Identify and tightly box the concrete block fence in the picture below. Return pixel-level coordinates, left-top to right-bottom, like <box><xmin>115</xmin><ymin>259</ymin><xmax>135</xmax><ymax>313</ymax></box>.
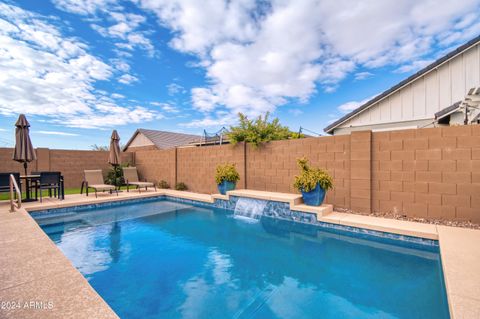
<box><xmin>0</xmin><ymin>148</ymin><xmax>133</xmax><ymax>188</ymax></box>
<box><xmin>134</xmin><ymin>126</ymin><xmax>480</xmax><ymax>223</ymax></box>
<box><xmin>1</xmin><ymin>125</ymin><xmax>478</xmax><ymax>222</ymax></box>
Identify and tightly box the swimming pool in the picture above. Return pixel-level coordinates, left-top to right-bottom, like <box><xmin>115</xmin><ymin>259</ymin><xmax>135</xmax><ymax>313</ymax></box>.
<box><xmin>33</xmin><ymin>198</ymin><xmax>450</xmax><ymax>319</ymax></box>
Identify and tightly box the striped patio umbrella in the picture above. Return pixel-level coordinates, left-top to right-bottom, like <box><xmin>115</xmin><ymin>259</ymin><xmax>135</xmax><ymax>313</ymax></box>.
<box><xmin>12</xmin><ymin>114</ymin><xmax>37</xmax><ymax>176</ymax></box>
<box><xmin>108</xmin><ymin>130</ymin><xmax>121</xmax><ymax>166</ymax></box>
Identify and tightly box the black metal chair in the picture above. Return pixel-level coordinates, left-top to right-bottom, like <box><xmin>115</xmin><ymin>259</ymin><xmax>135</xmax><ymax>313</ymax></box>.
<box><xmin>0</xmin><ymin>173</ymin><xmax>21</xmax><ymax>198</ymax></box>
<box><xmin>35</xmin><ymin>172</ymin><xmax>62</xmax><ymax>202</ymax></box>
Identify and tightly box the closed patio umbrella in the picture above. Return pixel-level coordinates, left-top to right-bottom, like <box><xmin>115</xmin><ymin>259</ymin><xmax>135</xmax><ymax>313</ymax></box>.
<box><xmin>108</xmin><ymin>130</ymin><xmax>121</xmax><ymax>166</ymax></box>
<box><xmin>12</xmin><ymin>114</ymin><xmax>37</xmax><ymax>177</ymax></box>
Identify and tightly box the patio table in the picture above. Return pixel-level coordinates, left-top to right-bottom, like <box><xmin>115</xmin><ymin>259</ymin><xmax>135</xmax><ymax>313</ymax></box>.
<box><xmin>20</xmin><ymin>174</ymin><xmax>39</xmax><ymax>202</ymax></box>
<box><xmin>20</xmin><ymin>174</ymin><xmax>65</xmax><ymax>201</ymax></box>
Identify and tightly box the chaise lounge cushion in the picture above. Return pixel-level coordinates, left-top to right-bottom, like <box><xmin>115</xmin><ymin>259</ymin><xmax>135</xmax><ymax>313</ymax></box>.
<box><xmin>88</xmin><ymin>184</ymin><xmax>116</xmax><ymax>190</ymax></box>
<box><xmin>128</xmin><ymin>181</ymin><xmax>154</xmax><ymax>187</ymax></box>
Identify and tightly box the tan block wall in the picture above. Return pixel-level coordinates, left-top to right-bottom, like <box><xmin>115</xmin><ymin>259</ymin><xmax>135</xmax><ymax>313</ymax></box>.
<box><xmin>176</xmin><ymin>143</ymin><xmax>246</xmax><ymax>194</ymax></box>
<box><xmin>134</xmin><ymin>149</ymin><xmax>176</xmax><ymax>187</ymax></box>
<box><xmin>0</xmin><ymin>148</ymin><xmax>30</xmax><ymax>174</ymax></box>
<box><xmin>245</xmin><ymin>136</ymin><xmax>351</xmax><ymax>209</ymax></box>
<box><xmin>371</xmin><ymin>126</ymin><xmax>480</xmax><ymax>223</ymax></box>
<box><xmin>3</xmin><ymin>124</ymin><xmax>475</xmax><ymax>221</ymax></box>
<box><xmin>0</xmin><ymin>148</ymin><xmax>133</xmax><ymax>189</ymax></box>
<box><xmin>350</xmin><ymin>131</ymin><xmax>371</xmax><ymax>213</ymax></box>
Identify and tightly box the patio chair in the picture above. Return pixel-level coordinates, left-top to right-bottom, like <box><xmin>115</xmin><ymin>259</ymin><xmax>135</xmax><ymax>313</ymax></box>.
<box><xmin>34</xmin><ymin>172</ymin><xmax>61</xmax><ymax>202</ymax></box>
<box><xmin>0</xmin><ymin>172</ymin><xmax>21</xmax><ymax>198</ymax></box>
<box><xmin>123</xmin><ymin>167</ymin><xmax>157</xmax><ymax>193</ymax></box>
<box><xmin>82</xmin><ymin>170</ymin><xmax>117</xmax><ymax>198</ymax></box>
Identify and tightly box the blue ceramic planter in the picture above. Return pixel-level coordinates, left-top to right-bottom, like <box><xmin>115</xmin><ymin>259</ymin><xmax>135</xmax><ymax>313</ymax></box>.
<box><xmin>218</xmin><ymin>180</ymin><xmax>236</xmax><ymax>195</ymax></box>
<box><xmin>301</xmin><ymin>183</ymin><xmax>326</xmax><ymax>206</ymax></box>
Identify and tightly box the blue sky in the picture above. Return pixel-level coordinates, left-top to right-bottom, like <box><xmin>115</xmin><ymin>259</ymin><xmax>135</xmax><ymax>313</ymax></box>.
<box><xmin>0</xmin><ymin>0</ymin><xmax>479</xmax><ymax>149</ymax></box>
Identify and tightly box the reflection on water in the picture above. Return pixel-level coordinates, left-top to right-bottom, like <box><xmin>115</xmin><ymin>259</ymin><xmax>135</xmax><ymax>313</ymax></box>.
<box><xmin>38</xmin><ymin>200</ymin><xmax>450</xmax><ymax>319</ymax></box>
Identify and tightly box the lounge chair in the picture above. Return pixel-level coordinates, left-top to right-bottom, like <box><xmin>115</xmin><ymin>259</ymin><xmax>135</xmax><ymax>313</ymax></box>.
<box><xmin>123</xmin><ymin>167</ymin><xmax>156</xmax><ymax>193</ymax></box>
<box><xmin>82</xmin><ymin>169</ymin><xmax>117</xmax><ymax>198</ymax></box>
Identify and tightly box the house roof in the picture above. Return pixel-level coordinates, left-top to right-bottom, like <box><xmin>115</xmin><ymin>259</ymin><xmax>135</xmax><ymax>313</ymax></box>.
<box><xmin>434</xmin><ymin>101</ymin><xmax>462</xmax><ymax>120</ymax></box>
<box><xmin>123</xmin><ymin>128</ymin><xmax>201</xmax><ymax>151</ymax></box>
<box><xmin>324</xmin><ymin>34</ymin><xmax>480</xmax><ymax>134</ymax></box>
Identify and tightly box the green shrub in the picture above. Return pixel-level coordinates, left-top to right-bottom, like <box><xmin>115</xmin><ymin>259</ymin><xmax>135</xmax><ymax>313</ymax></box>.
<box><xmin>105</xmin><ymin>163</ymin><xmax>129</xmax><ymax>187</ymax></box>
<box><xmin>293</xmin><ymin>157</ymin><xmax>333</xmax><ymax>192</ymax></box>
<box><xmin>227</xmin><ymin>112</ymin><xmax>304</xmax><ymax>148</ymax></box>
<box><xmin>175</xmin><ymin>182</ymin><xmax>188</xmax><ymax>191</ymax></box>
<box><xmin>215</xmin><ymin>163</ymin><xmax>240</xmax><ymax>185</ymax></box>
<box><xmin>158</xmin><ymin>180</ymin><xmax>170</xmax><ymax>189</ymax></box>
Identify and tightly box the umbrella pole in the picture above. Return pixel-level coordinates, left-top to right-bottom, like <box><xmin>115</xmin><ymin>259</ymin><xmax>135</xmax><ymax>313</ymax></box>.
<box><xmin>23</xmin><ymin>162</ymin><xmax>32</xmax><ymax>201</ymax></box>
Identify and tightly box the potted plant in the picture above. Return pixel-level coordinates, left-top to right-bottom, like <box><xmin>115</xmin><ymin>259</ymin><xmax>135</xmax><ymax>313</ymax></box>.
<box><xmin>293</xmin><ymin>157</ymin><xmax>333</xmax><ymax>206</ymax></box>
<box><xmin>215</xmin><ymin>163</ymin><xmax>240</xmax><ymax>195</ymax></box>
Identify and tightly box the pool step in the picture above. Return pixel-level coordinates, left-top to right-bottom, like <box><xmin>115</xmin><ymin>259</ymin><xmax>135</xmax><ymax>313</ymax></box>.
<box><xmin>291</xmin><ymin>202</ymin><xmax>333</xmax><ymax>220</ymax></box>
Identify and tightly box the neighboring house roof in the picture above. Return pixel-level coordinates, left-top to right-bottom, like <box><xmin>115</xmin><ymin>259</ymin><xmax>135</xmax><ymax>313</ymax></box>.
<box><xmin>123</xmin><ymin>128</ymin><xmax>201</xmax><ymax>151</ymax></box>
<box><xmin>435</xmin><ymin>101</ymin><xmax>462</xmax><ymax>120</ymax></box>
<box><xmin>324</xmin><ymin>34</ymin><xmax>480</xmax><ymax>134</ymax></box>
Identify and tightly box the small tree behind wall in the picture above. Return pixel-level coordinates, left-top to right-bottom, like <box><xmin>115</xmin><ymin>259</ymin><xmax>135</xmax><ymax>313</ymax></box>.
<box><xmin>227</xmin><ymin>112</ymin><xmax>304</xmax><ymax>148</ymax></box>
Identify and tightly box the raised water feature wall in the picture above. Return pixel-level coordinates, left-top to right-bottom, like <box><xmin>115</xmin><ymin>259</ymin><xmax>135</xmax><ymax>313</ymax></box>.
<box><xmin>215</xmin><ymin>196</ymin><xmax>318</xmax><ymax>224</ymax></box>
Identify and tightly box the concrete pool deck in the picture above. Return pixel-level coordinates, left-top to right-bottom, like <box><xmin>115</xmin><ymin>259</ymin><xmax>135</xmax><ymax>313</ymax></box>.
<box><xmin>0</xmin><ymin>189</ymin><xmax>479</xmax><ymax>318</ymax></box>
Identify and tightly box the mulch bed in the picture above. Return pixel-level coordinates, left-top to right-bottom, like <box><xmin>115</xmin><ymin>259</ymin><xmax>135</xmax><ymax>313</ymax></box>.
<box><xmin>335</xmin><ymin>208</ymin><xmax>480</xmax><ymax>230</ymax></box>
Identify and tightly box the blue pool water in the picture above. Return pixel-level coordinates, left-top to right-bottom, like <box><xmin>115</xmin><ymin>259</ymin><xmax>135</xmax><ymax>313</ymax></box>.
<box><xmin>34</xmin><ymin>199</ymin><xmax>450</xmax><ymax>319</ymax></box>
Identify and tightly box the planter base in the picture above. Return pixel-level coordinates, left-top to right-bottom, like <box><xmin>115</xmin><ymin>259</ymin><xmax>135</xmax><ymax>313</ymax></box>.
<box><xmin>218</xmin><ymin>181</ymin><xmax>236</xmax><ymax>195</ymax></box>
<box><xmin>301</xmin><ymin>183</ymin><xmax>326</xmax><ymax>206</ymax></box>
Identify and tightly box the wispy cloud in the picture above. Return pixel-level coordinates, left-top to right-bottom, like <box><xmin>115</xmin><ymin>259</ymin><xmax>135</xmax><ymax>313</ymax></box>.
<box><xmin>395</xmin><ymin>59</ymin><xmax>434</xmax><ymax>73</ymax></box>
<box><xmin>36</xmin><ymin>131</ymin><xmax>79</xmax><ymax>136</ymax></box>
<box><xmin>111</xmin><ymin>93</ymin><xmax>125</xmax><ymax>99</ymax></box>
<box><xmin>118</xmin><ymin>74</ymin><xmax>139</xmax><ymax>85</ymax></box>
<box><xmin>54</xmin><ymin>0</ymin><xmax>155</xmax><ymax>57</ymax></box>
<box><xmin>150</xmin><ymin>102</ymin><xmax>180</xmax><ymax>113</ymax></box>
<box><xmin>354</xmin><ymin>72</ymin><xmax>373</xmax><ymax>81</ymax></box>
<box><xmin>0</xmin><ymin>3</ymin><xmax>158</xmax><ymax>129</ymax></box>
<box><xmin>337</xmin><ymin>96</ymin><xmax>377</xmax><ymax>114</ymax></box>
<box><xmin>167</xmin><ymin>83</ymin><xmax>186</xmax><ymax>96</ymax></box>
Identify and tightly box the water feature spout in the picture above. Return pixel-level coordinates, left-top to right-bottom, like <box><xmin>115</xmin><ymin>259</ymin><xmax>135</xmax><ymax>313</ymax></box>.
<box><xmin>234</xmin><ymin>197</ymin><xmax>268</xmax><ymax>220</ymax></box>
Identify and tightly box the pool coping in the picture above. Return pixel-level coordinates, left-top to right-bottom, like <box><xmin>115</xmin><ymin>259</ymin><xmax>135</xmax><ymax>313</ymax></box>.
<box><xmin>24</xmin><ymin>189</ymin><xmax>435</xmax><ymax>240</ymax></box>
<box><xmin>1</xmin><ymin>189</ymin><xmax>479</xmax><ymax>318</ymax></box>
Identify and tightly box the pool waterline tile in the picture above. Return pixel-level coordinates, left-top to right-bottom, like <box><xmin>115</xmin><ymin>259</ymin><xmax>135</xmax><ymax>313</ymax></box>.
<box><xmin>30</xmin><ymin>193</ymin><xmax>440</xmax><ymax>250</ymax></box>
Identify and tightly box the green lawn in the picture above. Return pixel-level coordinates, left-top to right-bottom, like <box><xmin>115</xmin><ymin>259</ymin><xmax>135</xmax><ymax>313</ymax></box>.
<box><xmin>0</xmin><ymin>186</ymin><xmax>130</xmax><ymax>201</ymax></box>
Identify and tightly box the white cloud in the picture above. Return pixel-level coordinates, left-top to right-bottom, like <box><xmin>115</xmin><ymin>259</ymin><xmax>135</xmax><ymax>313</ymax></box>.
<box><xmin>0</xmin><ymin>3</ymin><xmax>158</xmax><ymax>129</ymax></box>
<box><xmin>36</xmin><ymin>131</ymin><xmax>79</xmax><ymax>136</ymax></box>
<box><xmin>167</xmin><ymin>83</ymin><xmax>186</xmax><ymax>96</ymax></box>
<box><xmin>337</xmin><ymin>96</ymin><xmax>377</xmax><ymax>114</ymax></box>
<box><xmin>395</xmin><ymin>59</ymin><xmax>434</xmax><ymax>73</ymax></box>
<box><xmin>354</xmin><ymin>72</ymin><xmax>373</xmax><ymax>81</ymax></box>
<box><xmin>137</xmin><ymin>0</ymin><xmax>480</xmax><ymax>126</ymax></box>
<box><xmin>52</xmin><ymin>0</ymin><xmax>118</xmax><ymax>15</ymax></box>
<box><xmin>54</xmin><ymin>0</ymin><xmax>155</xmax><ymax>57</ymax></box>
<box><xmin>111</xmin><ymin>93</ymin><xmax>125</xmax><ymax>99</ymax></box>
<box><xmin>118</xmin><ymin>74</ymin><xmax>139</xmax><ymax>84</ymax></box>
<box><xmin>110</xmin><ymin>58</ymin><xmax>130</xmax><ymax>72</ymax></box>
<box><xmin>150</xmin><ymin>102</ymin><xmax>180</xmax><ymax>113</ymax></box>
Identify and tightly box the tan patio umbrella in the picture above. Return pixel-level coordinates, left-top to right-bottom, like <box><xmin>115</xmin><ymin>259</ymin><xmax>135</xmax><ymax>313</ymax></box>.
<box><xmin>12</xmin><ymin>114</ymin><xmax>37</xmax><ymax>176</ymax></box>
<box><xmin>108</xmin><ymin>130</ymin><xmax>121</xmax><ymax>166</ymax></box>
